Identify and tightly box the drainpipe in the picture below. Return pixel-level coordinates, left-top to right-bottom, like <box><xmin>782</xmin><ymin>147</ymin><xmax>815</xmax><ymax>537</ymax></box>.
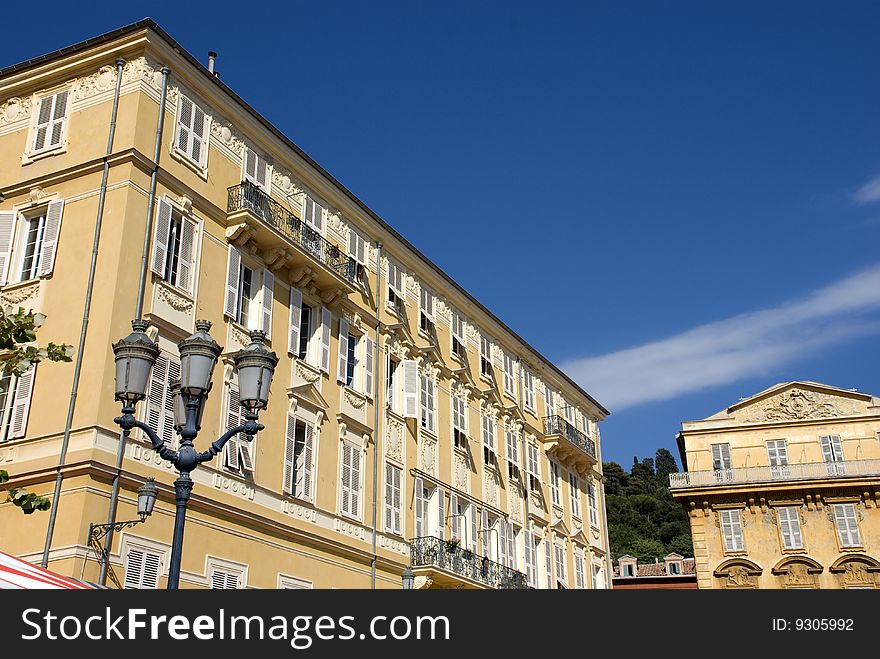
<box><xmin>371</xmin><ymin>241</ymin><xmax>383</xmax><ymax>589</ymax></box>
<box><xmin>516</xmin><ymin>357</ymin><xmax>531</xmax><ymax>584</ymax></box>
<box><xmin>97</xmin><ymin>65</ymin><xmax>170</xmax><ymax>585</ymax></box>
<box><xmin>596</xmin><ymin>424</ymin><xmax>613</xmax><ymax>588</ymax></box>
<box><xmin>41</xmin><ymin>57</ymin><xmax>126</xmax><ymax>568</ymax></box>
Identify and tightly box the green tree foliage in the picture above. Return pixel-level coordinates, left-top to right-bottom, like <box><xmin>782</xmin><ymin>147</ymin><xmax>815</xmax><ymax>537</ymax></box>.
<box><xmin>604</xmin><ymin>448</ymin><xmax>693</xmax><ymax>563</ymax></box>
<box><xmin>0</xmin><ymin>306</ymin><xmax>73</xmax><ymax>514</ymax></box>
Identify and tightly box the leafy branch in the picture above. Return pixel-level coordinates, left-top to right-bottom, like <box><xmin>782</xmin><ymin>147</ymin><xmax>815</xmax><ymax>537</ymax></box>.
<box><xmin>0</xmin><ymin>469</ymin><xmax>51</xmax><ymax>514</ymax></box>
<box><xmin>0</xmin><ymin>306</ymin><xmax>74</xmax><ymax>376</ymax></box>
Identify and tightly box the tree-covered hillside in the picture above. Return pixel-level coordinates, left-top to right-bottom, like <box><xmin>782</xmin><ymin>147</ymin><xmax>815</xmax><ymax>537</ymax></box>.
<box><xmin>603</xmin><ymin>448</ymin><xmax>693</xmax><ymax>562</ymax></box>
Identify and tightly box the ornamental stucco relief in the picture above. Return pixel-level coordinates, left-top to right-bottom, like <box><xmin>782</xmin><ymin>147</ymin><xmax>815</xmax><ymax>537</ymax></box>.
<box><xmin>739</xmin><ymin>388</ymin><xmax>860</xmax><ymax>423</ymax></box>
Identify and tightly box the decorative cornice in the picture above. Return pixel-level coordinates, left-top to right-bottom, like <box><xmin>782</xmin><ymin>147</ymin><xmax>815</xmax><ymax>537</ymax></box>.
<box><xmin>739</xmin><ymin>388</ymin><xmax>861</xmax><ymax>423</ymax></box>
<box><xmin>210</xmin><ymin>118</ymin><xmax>245</xmax><ymax>157</ymax></box>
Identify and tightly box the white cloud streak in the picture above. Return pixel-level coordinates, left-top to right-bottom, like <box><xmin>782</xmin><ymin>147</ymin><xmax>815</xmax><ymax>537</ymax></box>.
<box><xmin>562</xmin><ymin>264</ymin><xmax>880</xmax><ymax>412</ymax></box>
<box><xmin>854</xmin><ymin>175</ymin><xmax>880</xmax><ymax>205</ymax></box>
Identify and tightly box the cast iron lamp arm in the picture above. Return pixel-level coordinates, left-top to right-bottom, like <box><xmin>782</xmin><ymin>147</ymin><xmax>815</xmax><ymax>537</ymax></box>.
<box><xmin>196</xmin><ymin>414</ymin><xmax>263</xmax><ymax>464</ymax></box>
<box><xmin>113</xmin><ymin>410</ymin><xmax>178</xmax><ymax>463</ymax></box>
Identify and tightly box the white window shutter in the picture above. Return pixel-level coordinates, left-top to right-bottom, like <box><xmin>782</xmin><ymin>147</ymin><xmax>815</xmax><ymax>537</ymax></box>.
<box><xmin>350</xmin><ymin>446</ymin><xmax>361</xmax><ymax>517</ymax></box>
<box><xmin>239</xmin><ymin>440</ymin><xmax>254</xmax><ymax>472</ymax></box>
<box><xmin>414</xmin><ymin>477</ymin><xmax>424</xmax><ymax>538</ymax></box>
<box><xmin>37</xmin><ymin>199</ymin><xmax>64</xmax><ymax>277</ymax></box>
<box><xmin>384</xmin><ymin>463</ymin><xmax>393</xmax><ymax>531</ymax></box>
<box><xmin>162</xmin><ymin>358</ymin><xmax>181</xmax><ymax>446</ymax></box>
<box><xmin>177</xmin><ymin>216</ymin><xmax>197</xmax><ymax>294</ymax></box>
<box><xmin>450</xmin><ymin>493</ymin><xmax>459</xmax><ymax>541</ymax></box>
<box><xmin>288</xmin><ymin>287</ymin><xmax>302</xmax><ymax>355</ymax></box>
<box><xmin>363</xmin><ymin>336</ymin><xmax>374</xmax><ymax>398</ymax></box>
<box><xmin>191</xmin><ymin>104</ymin><xmax>205</xmax><ymax>164</ymax></box>
<box><xmin>402</xmin><ymin>360</ymin><xmax>418</xmax><ymax>419</ymax></box>
<box><xmin>124</xmin><ymin>549</ymin><xmax>145</xmax><ymax>589</ymax></box>
<box><xmin>469</xmin><ymin>504</ymin><xmax>478</xmax><ymax>553</ymax></box>
<box><xmin>392</xmin><ymin>468</ymin><xmax>402</xmax><ymax>534</ymax></box>
<box><xmin>9</xmin><ymin>367</ymin><xmax>35</xmax><ymax>439</ymax></box>
<box><xmin>224</xmin><ymin>246</ymin><xmax>241</xmax><ymax>319</ymax></box>
<box><xmin>150</xmin><ymin>199</ymin><xmax>173</xmax><ymax>276</ymax></box>
<box><xmin>176</xmin><ymin>96</ymin><xmax>192</xmax><ymax>155</ymax></box>
<box><xmin>33</xmin><ymin>96</ymin><xmax>52</xmax><ymax>152</ymax></box>
<box><xmin>338</xmin><ymin>318</ymin><xmax>349</xmax><ymax>383</ymax></box>
<box><xmin>224</xmin><ymin>386</ymin><xmax>242</xmax><ymax>470</ymax></box>
<box><xmin>320</xmin><ymin>307</ymin><xmax>331</xmax><ymax>373</ymax></box>
<box><xmin>437</xmin><ymin>489</ymin><xmax>445</xmax><ymax>540</ymax></box>
<box><xmin>0</xmin><ymin>211</ymin><xmax>15</xmax><ymax>286</ymax></box>
<box><xmin>302</xmin><ymin>423</ymin><xmax>314</xmax><ymax>502</ymax></box>
<box><xmin>283</xmin><ymin>413</ymin><xmax>296</xmax><ymax>495</ymax></box>
<box><xmin>145</xmin><ymin>353</ymin><xmax>169</xmax><ymax>442</ymax></box>
<box><xmin>482</xmin><ymin>508</ymin><xmax>491</xmax><ymax>556</ymax></box>
<box><xmin>261</xmin><ymin>269</ymin><xmax>274</xmax><ymax>339</ymax></box>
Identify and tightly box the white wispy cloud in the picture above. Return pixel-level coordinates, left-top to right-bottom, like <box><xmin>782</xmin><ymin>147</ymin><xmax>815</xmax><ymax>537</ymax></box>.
<box><xmin>561</xmin><ymin>264</ymin><xmax>880</xmax><ymax>412</ymax></box>
<box><xmin>854</xmin><ymin>175</ymin><xmax>880</xmax><ymax>205</ymax></box>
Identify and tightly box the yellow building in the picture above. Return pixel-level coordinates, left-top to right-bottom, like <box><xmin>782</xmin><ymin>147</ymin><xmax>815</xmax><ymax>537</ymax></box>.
<box><xmin>670</xmin><ymin>381</ymin><xmax>880</xmax><ymax>589</ymax></box>
<box><xmin>0</xmin><ymin>19</ymin><xmax>611</xmax><ymax>589</ymax></box>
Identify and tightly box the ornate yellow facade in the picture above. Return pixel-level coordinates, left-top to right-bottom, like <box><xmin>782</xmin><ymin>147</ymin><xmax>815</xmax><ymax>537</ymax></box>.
<box><xmin>0</xmin><ymin>20</ymin><xmax>610</xmax><ymax>589</ymax></box>
<box><xmin>670</xmin><ymin>381</ymin><xmax>880</xmax><ymax>589</ymax></box>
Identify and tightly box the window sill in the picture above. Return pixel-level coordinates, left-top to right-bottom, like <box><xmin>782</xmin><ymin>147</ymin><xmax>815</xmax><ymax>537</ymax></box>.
<box><xmin>170</xmin><ymin>146</ymin><xmax>209</xmax><ymax>181</ymax></box>
<box><xmin>450</xmin><ymin>350</ymin><xmax>465</xmax><ymax>364</ymax></box>
<box><xmin>838</xmin><ymin>545</ymin><xmax>867</xmax><ymax>553</ymax></box>
<box><xmin>22</xmin><ymin>143</ymin><xmax>68</xmax><ymax>165</ymax></box>
<box><xmin>503</xmin><ymin>391</ymin><xmax>517</xmax><ymax>403</ymax></box>
<box><xmin>479</xmin><ymin>373</ymin><xmax>493</xmax><ymax>385</ymax></box>
<box><xmin>419</xmin><ymin>426</ymin><xmax>438</xmax><ymax>441</ymax></box>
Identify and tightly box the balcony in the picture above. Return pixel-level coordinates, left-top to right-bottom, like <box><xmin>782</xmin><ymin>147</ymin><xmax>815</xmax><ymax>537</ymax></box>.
<box><xmin>542</xmin><ymin>415</ymin><xmax>597</xmax><ymax>473</ymax></box>
<box><xmin>668</xmin><ymin>459</ymin><xmax>880</xmax><ymax>490</ymax></box>
<box><xmin>409</xmin><ymin>536</ymin><xmax>529</xmax><ymax>589</ymax></box>
<box><xmin>226</xmin><ymin>182</ymin><xmax>358</xmax><ymax>299</ymax></box>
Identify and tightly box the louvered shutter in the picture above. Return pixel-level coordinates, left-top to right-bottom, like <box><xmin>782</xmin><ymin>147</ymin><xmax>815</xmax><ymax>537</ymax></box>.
<box><xmin>224</xmin><ymin>386</ymin><xmax>242</xmax><ymax>470</ymax></box>
<box><xmin>176</xmin><ymin>96</ymin><xmax>193</xmax><ymax>155</ymax></box>
<box><xmin>350</xmin><ymin>445</ymin><xmax>361</xmax><ymax>517</ymax></box>
<box><xmin>499</xmin><ymin>518</ymin><xmax>509</xmax><ymax>564</ymax></box>
<box><xmin>482</xmin><ymin>508</ymin><xmax>491</xmax><ymax>557</ymax></box>
<box><xmin>142</xmin><ymin>552</ymin><xmax>160</xmax><ymax>589</ymax></box>
<box><xmin>337</xmin><ymin>318</ymin><xmax>349</xmax><ymax>383</ymax></box>
<box><xmin>245</xmin><ymin>149</ymin><xmax>257</xmax><ymax>181</ymax></box>
<box><xmin>402</xmin><ymin>360</ymin><xmax>418</xmax><ymax>419</ymax></box>
<box><xmin>239</xmin><ymin>437</ymin><xmax>254</xmax><ymax>472</ymax></box>
<box><xmin>450</xmin><ymin>493</ymin><xmax>459</xmax><ymax>541</ymax></box>
<box><xmin>33</xmin><ymin>91</ymin><xmax>68</xmax><ymax>152</ymax></box>
<box><xmin>544</xmin><ymin>541</ymin><xmax>552</xmax><ymax>589</ymax></box>
<box><xmin>524</xmin><ymin>531</ymin><xmax>535</xmax><ymax>586</ymax></box>
<box><xmin>320</xmin><ymin>307</ymin><xmax>331</xmax><ymax>373</ymax></box>
<box><xmin>150</xmin><ymin>199</ymin><xmax>173</xmax><ymax>276</ymax></box>
<box><xmin>190</xmin><ymin>104</ymin><xmax>205</xmax><ymax>164</ymax></box>
<box><xmin>9</xmin><ymin>367</ymin><xmax>34</xmax><ymax>439</ymax></box>
<box><xmin>211</xmin><ymin>570</ymin><xmax>227</xmax><ymax>590</ymax></box>
<box><xmin>384</xmin><ymin>463</ymin><xmax>393</xmax><ymax>531</ymax></box>
<box><xmin>506</xmin><ymin>430</ymin><xmax>518</xmax><ymax>465</ymax></box>
<box><xmin>469</xmin><ymin>504</ymin><xmax>478</xmax><ymax>553</ymax></box>
<box><xmin>244</xmin><ymin>149</ymin><xmax>267</xmax><ymax>189</ymax></box>
<box><xmin>261</xmin><ymin>269</ymin><xmax>274</xmax><ymax>339</ymax></box>
<box><xmin>224</xmin><ymin>246</ymin><xmax>241</xmax><ymax>319</ymax></box>
<box><xmin>163</xmin><ymin>358</ymin><xmax>180</xmax><ymax>446</ymax></box>
<box><xmin>363</xmin><ymin>336</ymin><xmax>374</xmax><ymax>398</ymax></box>
<box><xmin>437</xmin><ymin>489</ymin><xmax>445</xmax><ymax>539</ymax></box>
<box><xmin>393</xmin><ymin>466</ymin><xmax>402</xmax><ymax>535</ymax></box>
<box><xmin>288</xmin><ymin>288</ymin><xmax>302</xmax><ymax>355</ymax></box>
<box><xmin>712</xmin><ymin>443</ymin><xmax>731</xmax><ymax>469</ymax></box>
<box><xmin>507</xmin><ymin>521</ymin><xmax>516</xmax><ymax>568</ymax></box>
<box><xmin>145</xmin><ymin>353</ymin><xmax>169</xmax><ymax>442</ymax></box>
<box><xmin>414</xmin><ymin>477</ymin><xmax>424</xmax><ymax>538</ymax></box>
<box><xmin>340</xmin><ymin>444</ymin><xmax>351</xmax><ymax>514</ymax></box>
<box><xmin>177</xmin><ymin>216</ymin><xmax>196</xmax><ymax>293</ymax></box>
<box><xmin>37</xmin><ymin>199</ymin><xmax>63</xmax><ymax>277</ymax></box>
<box><xmin>0</xmin><ymin>211</ymin><xmax>14</xmax><ymax>286</ymax></box>
<box><xmin>348</xmin><ymin>230</ymin><xmax>366</xmax><ymax>266</ymax></box>
<box><xmin>283</xmin><ymin>413</ymin><xmax>296</xmax><ymax>494</ymax></box>
<box><xmin>575</xmin><ymin>553</ymin><xmax>584</xmax><ymax>589</ymax></box>
<box><xmin>49</xmin><ymin>91</ymin><xmax>68</xmax><ymax>147</ymax></box>
<box><xmin>124</xmin><ymin>549</ymin><xmax>145</xmax><ymax>589</ymax></box>
<box><xmin>301</xmin><ymin>423</ymin><xmax>314</xmax><ymax>502</ymax></box>
<box><xmin>33</xmin><ymin>95</ymin><xmax>53</xmax><ymax>152</ymax></box>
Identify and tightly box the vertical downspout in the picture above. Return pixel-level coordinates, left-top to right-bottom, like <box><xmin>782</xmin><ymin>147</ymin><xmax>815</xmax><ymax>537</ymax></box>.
<box><xmin>41</xmin><ymin>57</ymin><xmax>126</xmax><ymax>568</ymax></box>
<box><xmin>370</xmin><ymin>241</ymin><xmax>383</xmax><ymax>589</ymax></box>
<box><xmin>97</xmin><ymin>66</ymin><xmax>170</xmax><ymax>584</ymax></box>
<box><xmin>596</xmin><ymin>422</ymin><xmax>613</xmax><ymax>588</ymax></box>
<box><xmin>516</xmin><ymin>357</ymin><xmax>531</xmax><ymax>584</ymax></box>
<box><xmin>370</xmin><ymin>241</ymin><xmax>382</xmax><ymax>590</ymax></box>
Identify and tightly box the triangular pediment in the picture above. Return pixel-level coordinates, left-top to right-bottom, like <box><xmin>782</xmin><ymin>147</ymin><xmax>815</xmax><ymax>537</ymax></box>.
<box><xmin>570</xmin><ymin>527</ymin><xmax>590</xmax><ymax>546</ymax></box>
<box><xmin>287</xmin><ymin>383</ymin><xmax>329</xmax><ymax>411</ymax></box>
<box><xmin>705</xmin><ymin>381</ymin><xmax>877</xmax><ymax>425</ymax></box>
<box><xmin>549</xmin><ymin>515</ymin><xmax>571</xmax><ymax>536</ymax></box>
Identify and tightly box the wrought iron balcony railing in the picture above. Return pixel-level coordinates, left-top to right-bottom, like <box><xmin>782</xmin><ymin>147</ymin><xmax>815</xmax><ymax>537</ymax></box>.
<box><xmin>668</xmin><ymin>459</ymin><xmax>880</xmax><ymax>489</ymax></box>
<box><xmin>410</xmin><ymin>536</ymin><xmax>529</xmax><ymax>589</ymax></box>
<box><xmin>543</xmin><ymin>415</ymin><xmax>596</xmax><ymax>460</ymax></box>
<box><xmin>227</xmin><ymin>182</ymin><xmax>357</xmax><ymax>283</ymax></box>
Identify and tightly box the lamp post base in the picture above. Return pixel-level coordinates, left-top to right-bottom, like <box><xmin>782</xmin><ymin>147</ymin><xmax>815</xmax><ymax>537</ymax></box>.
<box><xmin>167</xmin><ymin>472</ymin><xmax>193</xmax><ymax>590</ymax></box>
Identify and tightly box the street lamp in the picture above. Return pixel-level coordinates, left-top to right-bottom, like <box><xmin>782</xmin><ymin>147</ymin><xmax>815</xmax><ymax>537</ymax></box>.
<box><xmin>111</xmin><ymin>319</ymin><xmax>277</xmax><ymax>589</ymax></box>
<box><xmin>402</xmin><ymin>565</ymin><xmax>415</xmax><ymax>590</ymax></box>
<box><xmin>88</xmin><ymin>477</ymin><xmax>158</xmax><ymax>588</ymax></box>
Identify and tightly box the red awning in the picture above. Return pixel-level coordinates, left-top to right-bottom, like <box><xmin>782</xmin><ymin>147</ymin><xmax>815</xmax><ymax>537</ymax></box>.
<box><xmin>0</xmin><ymin>550</ymin><xmax>94</xmax><ymax>589</ymax></box>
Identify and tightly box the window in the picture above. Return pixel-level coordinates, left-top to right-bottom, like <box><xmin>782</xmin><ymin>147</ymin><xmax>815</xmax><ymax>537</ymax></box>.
<box><xmin>123</xmin><ymin>547</ymin><xmax>161</xmax><ymax>589</ymax></box>
<box><xmin>574</xmin><ymin>551</ymin><xmax>585</xmax><ymax>589</ymax></box>
<box><xmin>223</xmin><ymin>383</ymin><xmax>255</xmax><ymax>474</ymax></box>
<box><xmin>420</xmin><ymin>374</ymin><xmax>436</xmax><ymax>433</ymax></box>
<box><xmin>587</xmin><ymin>481</ymin><xmax>598</xmax><ymax>527</ymax></box>
<box><xmin>523</xmin><ymin>369</ymin><xmax>535</xmax><ymax>411</ymax></box>
<box><xmin>777</xmin><ymin>506</ymin><xmax>803</xmax><ymax>550</ymax></box>
<box><xmin>545</xmin><ymin>384</ymin><xmax>556</xmax><ymax>419</ymax></box>
<box><xmin>300</xmin><ymin>196</ymin><xmax>325</xmax><ymax>256</ymax></box>
<box><xmin>0</xmin><ymin>201</ymin><xmax>64</xmax><ymax>286</ymax></box>
<box><xmin>480</xmin><ymin>335</ymin><xmax>493</xmax><ymax>378</ymax></box>
<box><xmin>419</xmin><ymin>286</ymin><xmax>434</xmax><ymax>334</ymax></box>
<box><xmin>766</xmin><ymin>439</ymin><xmax>789</xmax><ymax>477</ymax></box>
<box><xmin>452</xmin><ymin>394</ymin><xmax>468</xmax><ymax>448</ymax></box>
<box><xmin>283</xmin><ymin>415</ymin><xmax>314</xmax><ymax>502</ymax></box>
<box><xmin>667</xmin><ymin>561</ymin><xmax>681</xmax><ymax>575</ymax></box>
<box><xmin>0</xmin><ymin>368</ymin><xmax>34</xmax><ymax>442</ymax></box>
<box><xmin>150</xmin><ymin>200</ymin><xmax>197</xmax><ymax>294</ymax></box>
<box><xmin>563</xmin><ymin>400</ymin><xmax>575</xmax><ymax>426</ymax></box>
<box><xmin>506</xmin><ymin>429</ymin><xmax>519</xmax><ymax>479</ymax></box>
<box><xmin>210</xmin><ymin>567</ymin><xmax>243</xmax><ymax>589</ymax></box>
<box><xmin>289</xmin><ymin>290</ymin><xmax>314</xmax><ymax>363</ymax></box>
<box><xmin>30</xmin><ymin>89</ymin><xmax>69</xmax><ymax>155</ymax></box>
<box><xmin>174</xmin><ymin>94</ymin><xmax>208</xmax><ymax>167</ymax></box>
<box><xmin>499</xmin><ymin>520</ymin><xmax>517</xmax><ymax>569</ymax></box>
<box><xmin>711</xmin><ymin>443</ymin><xmax>733</xmax><ymax>482</ymax></box>
<box><xmin>144</xmin><ymin>351</ymin><xmax>181</xmax><ymax>447</ymax></box>
<box><xmin>720</xmin><ymin>509</ymin><xmax>745</xmax><ymax>552</ymax></box>
<box><xmin>482</xmin><ymin>411</ymin><xmax>496</xmax><ymax>464</ymax></box>
<box><xmin>502</xmin><ymin>353</ymin><xmax>515</xmax><ymax>397</ymax></box>
<box><xmin>833</xmin><ymin>503</ymin><xmax>861</xmax><ymax>548</ymax></box>
<box><xmin>337</xmin><ymin>318</ymin><xmax>360</xmax><ymax>388</ymax></box>
<box><xmin>527</xmin><ymin>442</ymin><xmax>540</xmax><ymax>492</ymax></box>
<box><xmin>451</xmin><ymin>312</ymin><xmax>465</xmax><ymax>358</ymax></box>
<box><xmin>820</xmin><ymin>435</ymin><xmax>846</xmax><ymax>476</ymax></box>
<box><xmin>622</xmin><ymin>563</ymin><xmax>635</xmax><ymax>577</ymax></box>
<box><xmin>243</xmin><ymin>147</ymin><xmax>269</xmax><ymax>191</ymax></box>
<box><xmin>340</xmin><ymin>442</ymin><xmax>362</xmax><ymax>519</ymax></box>
<box><xmin>387</xmin><ymin>260</ymin><xmax>404</xmax><ymax>310</ymax></box>
<box><xmin>549</xmin><ymin>460</ymin><xmax>562</xmax><ymax>507</ymax></box>
<box><xmin>554</xmin><ymin>542</ymin><xmax>567</xmax><ymax>587</ymax></box>
<box><xmin>348</xmin><ymin>228</ymin><xmax>367</xmax><ymax>281</ymax></box>
<box><xmin>569</xmin><ymin>472</ymin><xmax>581</xmax><ymax>518</ymax></box>
<box><xmin>384</xmin><ymin>463</ymin><xmax>402</xmax><ymax>536</ymax></box>
<box><xmin>523</xmin><ymin>530</ymin><xmax>538</xmax><ymax>587</ymax></box>
<box><xmin>223</xmin><ymin>246</ymin><xmax>274</xmax><ymax>338</ymax></box>
<box><xmin>386</xmin><ymin>356</ymin><xmax>399</xmax><ymax>412</ymax></box>
<box><xmin>413</xmin><ymin>478</ymin><xmax>431</xmax><ymax>538</ymax></box>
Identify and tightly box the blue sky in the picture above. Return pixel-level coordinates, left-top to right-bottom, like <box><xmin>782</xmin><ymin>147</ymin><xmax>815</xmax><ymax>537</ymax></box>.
<box><xmin>5</xmin><ymin>2</ymin><xmax>880</xmax><ymax>468</ymax></box>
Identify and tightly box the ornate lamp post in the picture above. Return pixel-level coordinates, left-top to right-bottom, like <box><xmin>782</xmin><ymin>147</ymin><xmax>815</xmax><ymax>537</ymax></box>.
<box><xmin>402</xmin><ymin>565</ymin><xmax>415</xmax><ymax>590</ymax></box>
<box><xmin>111</xmin><ymin>319</ymin><xmax>277</xmax><ymax>589</ymax></box>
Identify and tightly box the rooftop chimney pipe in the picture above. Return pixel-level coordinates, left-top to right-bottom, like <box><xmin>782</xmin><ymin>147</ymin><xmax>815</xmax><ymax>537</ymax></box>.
<box><xmin>207</xmin><ymin>51</ymin><xmax>217</xmax><ymax>74</ymax></box>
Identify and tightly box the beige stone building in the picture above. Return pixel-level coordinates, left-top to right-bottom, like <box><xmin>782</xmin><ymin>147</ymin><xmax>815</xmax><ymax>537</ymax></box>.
<box><xmin>670</xmin><ymin>381</ymin><xmax>880</xmax><ymax>589</ymax></box>
<box><xmin>0</xmin><ymin>19</ymin><xmax>611</xmax><ymax>589</ymax></box>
